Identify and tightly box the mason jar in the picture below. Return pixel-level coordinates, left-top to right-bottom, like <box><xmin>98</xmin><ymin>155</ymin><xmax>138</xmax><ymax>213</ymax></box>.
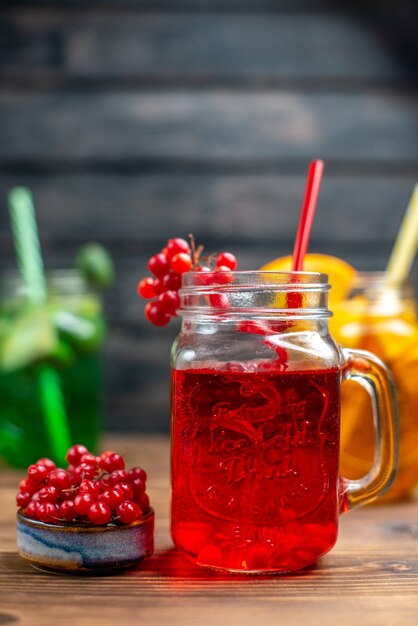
<box><xmin>331</xmin><ymin>272</ymin><xmax>418</xmax><ymax>501</ymax></box>
<box><xmin>170</xmin><ymin>271</ymin><xmax>398</xmax><ymax>573</ymax></box>
<box><xmin>0</xmin><ymin>270</ymin><xmax>105</xmax><ymax>467</ymax></box>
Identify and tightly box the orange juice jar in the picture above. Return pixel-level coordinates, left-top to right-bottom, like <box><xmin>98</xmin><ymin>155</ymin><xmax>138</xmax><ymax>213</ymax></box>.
<box><xmin>331</xmin><ymin>272</ymin><xmax>418</xmax><ymax>501</ymax></box>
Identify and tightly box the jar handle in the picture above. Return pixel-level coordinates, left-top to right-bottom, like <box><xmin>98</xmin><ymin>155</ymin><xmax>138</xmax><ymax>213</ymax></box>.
<box><xmin>339</xmin><ymin>348</ymin><xmax>399</xmax><ymax>512</ymax></box>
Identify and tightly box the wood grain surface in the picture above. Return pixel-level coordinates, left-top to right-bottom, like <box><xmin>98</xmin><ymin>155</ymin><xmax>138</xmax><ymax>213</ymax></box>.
<box><xmin>0</xmin><ymin>11</ymin><xmax>408</xmax><ymax>83</ymax></box>
<box><xmin>0</xmin><ymin>91</ymin><xmax>417</xmax><ymax>163</ymax></box>
<box><xmin>0</xmin><ymin>435</ymin><xmax>417</xmax><ymax>626</ymax></box>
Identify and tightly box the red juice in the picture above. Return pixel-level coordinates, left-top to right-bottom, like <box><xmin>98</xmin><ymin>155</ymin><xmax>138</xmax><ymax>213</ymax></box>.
<box><xmin>171</xmin><ymin>364</ymin><xmax>341</xmax><ymax>572</ymax></box>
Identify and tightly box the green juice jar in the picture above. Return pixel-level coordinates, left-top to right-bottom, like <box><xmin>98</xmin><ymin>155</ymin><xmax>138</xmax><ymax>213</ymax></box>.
<box><xmin>0</xmin><ymin>270</ymin><xmax>105</xmax><ymax>467</ymax></box>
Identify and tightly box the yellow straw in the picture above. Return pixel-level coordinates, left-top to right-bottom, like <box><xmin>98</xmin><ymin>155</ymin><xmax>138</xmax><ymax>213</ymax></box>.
<box><xmin>386</xmin><ymin>184</ymin><xmax>418</xmax><ymax>288</ymax></box>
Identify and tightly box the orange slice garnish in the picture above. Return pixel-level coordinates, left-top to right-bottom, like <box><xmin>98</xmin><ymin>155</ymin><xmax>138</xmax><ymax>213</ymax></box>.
<box><xmin>260</xmin><ymin>253</ymin><xmax>357</xmax><ymax>310</ymax></box>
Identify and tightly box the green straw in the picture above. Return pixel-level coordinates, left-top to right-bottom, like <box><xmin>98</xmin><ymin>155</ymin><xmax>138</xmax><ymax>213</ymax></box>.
<box><xmin>8</xmin><ymin>187</ymin><xmax>71</xmax><ymax>462</ymax></box>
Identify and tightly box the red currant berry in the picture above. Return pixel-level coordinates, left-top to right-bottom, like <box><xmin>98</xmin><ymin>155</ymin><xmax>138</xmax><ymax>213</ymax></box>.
<box><xmin>60</xmin><ymin>488</ymin><xmax>77</xmax><ymax>501</ymax></box>
<box><xmin>99</xmin><ymin>452</ymin><xmax>125</xmax><ymax>473</ymax></box>
<box><xmin>16</xmin><ymin>491</ymin><xmax>32</xmax><ymax>508</ymax></box>
<box><xmin>100</xmin><ymin>487</ymin><xmax>124</xmax><ymax>510</ymax></box>
<box><xmin>153</xmin><ymin>277</ymin><xmax>165</xmax><ymax>295</ymax></box>
<box><xmin>80</xmin><ymin>453</ymin><xmax>99</xmax><ymax>465</ymax></box>
<box><xmin>215</xmin><ymin>252</ymin><xmax>237</xmax><ymax>270</ymax></box>
<box><xmin>38</xmin><ymin>485</ymin><xmax>59</xmax><ymax>504</ymax></box>
<box><xmin>116</xmin><ymin>501</ymin><xmax>142</xmax><ymax>524</ymax></box>
<box><xmin>36</xmin><ymin>457</ymin><xmax>56</xmax><ymax>472</ymax></box>
<box><xmin>88</xmin><ymin>501</ymin><xmax>112</xmax><ymax>525</ymax></box>
<box><xmin>27</xmin><ymin>463</ymin><xmax>49</xmax><ymax>484</ymax></box>
<box><xmin>194</xmin><ymin>265</ymin><xmax>212</xmax><ymax>285</ymax></box>
<box><xmin>137</xmin><ymin>277</ymin><xmax>157</xmax><ymax>299</ymax></box>
<box><xmin>114</xmin><ymin>482</ymin><xmax>133</xmax><ymax>501</ymax></box>
<box><xmin>171</xmin><ymin>252</ymin><xmax>192</xmax><ymax>274</ymax></box>
<box><xmin>30</xmin><ymin>491</ymin><xmax>41</xmax><ymax>502</ymax></box>
<box><xmin>69</xmin><ymin>468</ymin><xmax>82</xmax><ymax>485</ymax></box>
<box><xmin>158</xmin><ymin>290</ymin><xmax>180</xmax><ymax>314</ymax></box>
<box><xmin>127</xmin><ymin>467</ymin><xmax>147</xmax><ymax>482</ymax></box>
<box><xmin>138</xmin><ymin>493</ymin><xmax>150</xmax><ymax>513</ymax></box>
<box><xmin>66</xmin><ymin>444</ymin><xmax>89</xmax><ymax>466</ymax></box>
<box><xmin>74</xmin><ymin>492</ymin><xmax>96</xmax><ymax>516</ymax></box>
<box><xmin>23</xmin><ymin>501</ymin><xmax>38</xmax><ymax>519</ymax></box>
<box><xmin>73</xmin><ymin>462</ymin><xmax>98</xmax><ymax>481</ymax></box>
<box><xmin>97</xmin><ymin>477</ymin><xmax>112</xmax><ymax>493</ymax></box>
<box><xmin>197</xmin><ymin>544</ymin><xmax>222</xmax><ymax>566</ymax></box>
<box><xmin>166</xmin><ymin>238</ymin><xmax>191</xmax><ymax>260</ymax></box>
<box><xmin>98</xmin><ymin>449</ymin><xmax>114</xmax><ymax>460</ymax></box>
<box><xmin>209</xmin><ymin>293</ymin><xmax>229</xmax><ymax>308</ymax></box>
<box><xmin>215</xmin><ymin>265</ymin><xmax>234</xmax><ymax>284</ymax></box>
<box><xmin>37</xmin><ymin>502</ymin><xmax>58</xmax><ymax>523</ymax></box>
<box><xmin>78</xmin><ymin>479</ymin><xmax>100</xmax><ymax>499</ymax></box>
<box><xmin>162</xmin><ymin>270</ymin><xmax>182</xmax><ymax>291</ymax></box>
<box><xmin>47</xmin><ymin>469</ymin><xmax>72</xmax><ymax>491</ymax></box>
<box><xmin>131</xmin><ymin>478</ymin><xmax>146</xmax><ymax>499</ymax></box>
<box><xmin>145</xmin><ymin>301</ymin><xmax>171</xmax><ymax>327</ymax></box>
<box><xmin>58</xmin><ymin>500</ymin><xmax>77</xmax><ymax>522</ymax></box>
<box><xmin>19</xmin><ymin>478</ymin><xmax>38</xmax><ymax>495</ymax></box>
<box><xmin>109</xmin><ymin>469</ymin><xmax>129</xmax><ymax>485</ymax></box>
<box><xmin>148</xmin><ymin>253</ymin><xmax>170</xmax><ymax>278</ymax></box>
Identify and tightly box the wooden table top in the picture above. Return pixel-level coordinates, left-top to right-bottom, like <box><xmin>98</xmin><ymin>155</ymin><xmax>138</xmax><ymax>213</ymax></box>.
<box><xmin>1</xmin><ymin>434</ymin><xmax>417</xmax><ymax>626</ymax></box>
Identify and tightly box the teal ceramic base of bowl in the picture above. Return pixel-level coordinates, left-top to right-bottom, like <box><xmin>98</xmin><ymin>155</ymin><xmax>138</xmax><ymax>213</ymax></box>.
<box><xmin>16</xmin><ymin>508</ymin><xmax>154</xmax><ymax>573</ymax></box>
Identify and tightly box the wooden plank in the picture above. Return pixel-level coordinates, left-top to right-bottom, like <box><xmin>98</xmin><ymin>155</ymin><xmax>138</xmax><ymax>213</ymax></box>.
<box><xmin>1</xmin><ymin>436</ymin><xmax>418</xmax><ymax>626</ymax></box>
<box><xmin>1</xmin><ymin>595</ymin><xmax>418</xmax><ymax>626</ymax></box>
<box><xmin>2</xmin><ymin>0</ymin><xmax>416</xmax><ymax>20</ymax></box>
<box><xmin>103</xmin><ymin>330</ymin><xmax>173</xmax><ymax>431</ymax></box>
<box><xmin>0</xmin><ymin>173</ymin><xmax>415</xmax><ymax>246</ymax></box>
<box><xmin>0</xmin><ymin>1</ymin><xmax>349</xmax><ymax>12</ymax></box>
<box><xmin>0</xmin><ymin>11</ymin><xmax>408</xmax><ymax>83</ymax></box>
<box><xmin>0</xmin><ymin>90</ymin><xmax>417</xmax><ymax>163</ymax></box>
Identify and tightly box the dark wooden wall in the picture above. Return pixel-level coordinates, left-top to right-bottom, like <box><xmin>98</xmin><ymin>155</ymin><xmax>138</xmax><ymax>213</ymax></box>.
<box><xmin>0</xmin><ymin>1</ymin><xmax>417</xmax><ymax>432</ymax></box>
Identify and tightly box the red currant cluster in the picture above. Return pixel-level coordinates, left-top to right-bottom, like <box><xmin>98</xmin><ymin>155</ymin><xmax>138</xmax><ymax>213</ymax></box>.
<box><xmin>16</xmin><ymin>444</ymin><xmax>150</xmax><ymax>526</ymax></box>
<box><xmin>137</xmin><ymin>237</ymin><xmax>237</xmax><ymax>326</ymax></box>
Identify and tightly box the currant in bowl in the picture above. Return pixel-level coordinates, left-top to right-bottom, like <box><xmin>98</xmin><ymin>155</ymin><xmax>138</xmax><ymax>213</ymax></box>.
<box><xmin>16</xmin><ymin>508</ymin><xmax>154</xmax><ymax>574</ymax></box>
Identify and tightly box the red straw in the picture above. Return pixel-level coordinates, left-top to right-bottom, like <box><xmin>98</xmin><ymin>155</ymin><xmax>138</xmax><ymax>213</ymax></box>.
<box><xmin>292</xmin><ymin>160</ymin><xmax>324</xmax><ymax>271</ymax></box>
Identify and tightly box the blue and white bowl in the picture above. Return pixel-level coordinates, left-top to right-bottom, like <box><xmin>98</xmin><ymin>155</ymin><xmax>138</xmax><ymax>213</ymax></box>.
<box><xmin>16</xmin><ymin>508</ymin><xmax>154</xmax><ymax>573</ymax></box>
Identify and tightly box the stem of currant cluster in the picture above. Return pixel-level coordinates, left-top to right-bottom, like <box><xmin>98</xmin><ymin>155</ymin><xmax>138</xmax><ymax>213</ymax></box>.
<box><xmin>188</xmin><ymin>233</ymin><xmax>204</xmax><ymax>269</ymax></box>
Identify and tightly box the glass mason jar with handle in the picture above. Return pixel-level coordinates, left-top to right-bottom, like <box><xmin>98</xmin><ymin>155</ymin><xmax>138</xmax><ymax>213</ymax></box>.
<box><xmin>331</xmin><ymin>272</ymin><xmax>418</xmax><ymax>502</ymax></box>
<box><xmin>0</xmin><ymin>270</ymin><xmax>105</xmax><ymax>467</ymax></box>
<box><xmin>170</xmin><ymin>271</ymin><xmax>398</xmax><ymax>574</ymax></box>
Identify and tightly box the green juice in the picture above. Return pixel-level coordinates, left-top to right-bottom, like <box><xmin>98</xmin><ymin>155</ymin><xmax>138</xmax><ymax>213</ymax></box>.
<box><xmin>0</xmin><ymin>271</ymin><xmax>105</xmax><ymax>467</ymax></box>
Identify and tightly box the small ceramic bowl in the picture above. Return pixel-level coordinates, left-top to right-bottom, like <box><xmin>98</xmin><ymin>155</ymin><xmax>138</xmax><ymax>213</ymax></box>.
<box><xmin>16</xmin><ymin>508</ymin><xmax>154</xmax><ymax>573</ymax></box>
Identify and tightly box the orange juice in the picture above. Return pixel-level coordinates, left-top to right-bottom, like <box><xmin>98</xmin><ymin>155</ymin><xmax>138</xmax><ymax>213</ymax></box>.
<box><xmin>331</xmin><ymin>272</ymin><xmax>418</xmax><ymax>501</ymax></box>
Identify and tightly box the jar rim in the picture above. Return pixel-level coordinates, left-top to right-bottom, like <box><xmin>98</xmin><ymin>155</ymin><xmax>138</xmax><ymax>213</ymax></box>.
<box><xmin>348</xmin><ymin>271</ymin><xmax>414</xmax><ymax>289</ymax></box>
<box><xmin>181</xmin><ymin>270</ymin><xmax>329</xmax><ymax>291</ymax></box>
<box><xmin>183</xmin><ymin>270</ymin><xmax>328</xmax><ymax>277</ymax></box>
<box><xmin>179</xmin><ymin>270</ymin><xmax>331</xmax><ymax>319</ymax></box>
